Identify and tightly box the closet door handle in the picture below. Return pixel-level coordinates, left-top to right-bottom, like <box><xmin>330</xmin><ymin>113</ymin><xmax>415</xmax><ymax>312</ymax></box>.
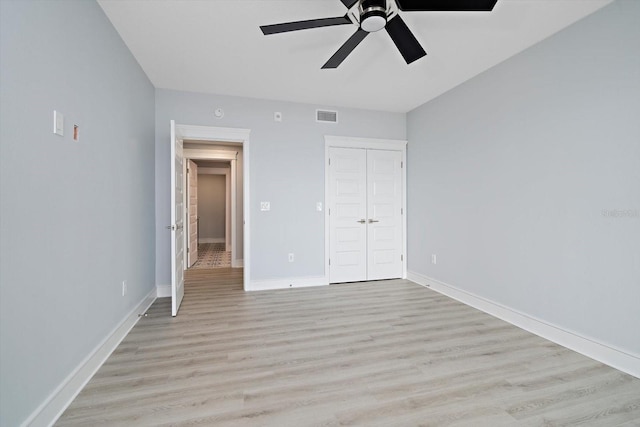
<box><xmin>368</xmin><ymin>219</ymin><xmax>379</xmax><ymax>223</ymax></box>
<box><xmin>357</xmin><ymin>219</ymin><xmax>366</xmax><ymax>224</ymax></box>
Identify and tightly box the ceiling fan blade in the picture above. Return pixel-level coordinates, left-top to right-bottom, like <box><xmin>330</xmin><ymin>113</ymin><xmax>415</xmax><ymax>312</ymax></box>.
<box><xmin>395</xmin><ymin>0</ymin><xmax>498</xmax><ymax>12</ymax></box>
<box><xmin>341</xmin><ymin>0</ymin><xmax>359</xmax><ymax>8</ymax></box>
<box><xmin>322</xmin><ymin>29</ymin><xmax>369</xmax><ymax>69</ymax></box>
<box><xmin>260</xmin><ymin>15</ymin><xmax>351</xmax><ymax>35</ymax></box>
<box><xmin>385</xmin><ymin>15</ymin><xmax>426</xmax><ymax>64</ymax></box>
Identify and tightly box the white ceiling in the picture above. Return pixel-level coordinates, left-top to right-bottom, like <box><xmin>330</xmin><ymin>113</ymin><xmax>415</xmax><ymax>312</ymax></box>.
<box><xmin>98</xmin><ymin>0</ymin><xmax>613</xmax><ymax>113</ymax></box>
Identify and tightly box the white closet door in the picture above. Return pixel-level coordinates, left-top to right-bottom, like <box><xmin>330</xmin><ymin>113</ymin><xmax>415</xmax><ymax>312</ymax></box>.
<box><xmin>366</xmin><ymin>150</ymin><xmax>403</xmax><ymax>281</ymax></box>
<box><xmin>329</xmin><ymin>147</ymin><xmax>367</xmax><ymax>283</ymax></box>
<box><xmin>329</xmin><ymin>147</ymin><xmax>403</xmax><ymax>283</ymax></box>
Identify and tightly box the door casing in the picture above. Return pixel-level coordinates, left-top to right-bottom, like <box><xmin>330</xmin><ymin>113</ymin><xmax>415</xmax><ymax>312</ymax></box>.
<box><xmin>175</xmin><ymin>124</ymin><xmax>250</xmax><ymax>291</ymax></box>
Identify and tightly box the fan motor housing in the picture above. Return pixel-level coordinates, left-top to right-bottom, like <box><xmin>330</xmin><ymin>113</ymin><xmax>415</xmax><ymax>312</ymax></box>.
<box><xmin>361</xmin><ymin>0</ymin><xmax>387</xmax><ymax>32</ymax></box>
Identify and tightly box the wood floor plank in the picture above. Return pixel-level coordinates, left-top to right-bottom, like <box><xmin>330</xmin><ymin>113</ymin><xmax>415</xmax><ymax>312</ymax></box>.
<box><xmin>55</xmin><ymin>268</ymin><xmax>640</xmax><ymax>426</ymax></box>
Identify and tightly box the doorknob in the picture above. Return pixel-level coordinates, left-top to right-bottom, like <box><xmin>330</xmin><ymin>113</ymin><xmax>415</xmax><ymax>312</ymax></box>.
<box><xmin>368</xmin><ymin>219</ymin><xmax>379</xmax><ymax>223</ymax></box>
<box><xmin>357</xmin><ymin>219</ymin><xmax>366</xmax><ymax>224</ymax></box>
<box><xmin>166</xmin><ymin>225</ymin><xmax>175</xmax><ymax>231</ymax></box>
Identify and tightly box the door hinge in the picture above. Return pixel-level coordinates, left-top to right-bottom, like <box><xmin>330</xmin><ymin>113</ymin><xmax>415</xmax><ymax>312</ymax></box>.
<box><xmin>328</xmin><ymin>208</ymin><xmax>331</xmax><ymax>216</ymax></box>
<box><xmin>329</xmin><ymin>258</ymin><xmax>331</xmax><ymax>266</ymax></box>
<box><xmin>401</xmin><ymin>254</ymin><xmax>403</xmax><ymax>261</ymax></box>
<box><xmin>401</xmin><ymin>161</ymin><xmax>403</xmax><ymax>168</ymax></box>
<box><xmin>328</xmin><ymin>158</ymin><xmax>331</xmax><ymax>166</ymax></box>
<box><xmin>187</xmin><ymin>247</ymin><xmax>189</xmax><ymax>253</ymax></box>
<box><xmin>401</xmin><ymin>208</ymin><xmax>403</xmax><ymax>215</ymax></box>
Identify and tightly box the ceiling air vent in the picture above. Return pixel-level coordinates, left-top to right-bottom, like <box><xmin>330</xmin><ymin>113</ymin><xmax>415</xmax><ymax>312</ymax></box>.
<box><xmin>316</xmin><ymin>109</ymin><xmax>338</xmax><ymax>123</ymax></box>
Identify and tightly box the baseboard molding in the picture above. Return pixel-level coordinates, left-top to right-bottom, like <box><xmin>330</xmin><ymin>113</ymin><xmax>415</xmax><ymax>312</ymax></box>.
<box><xmin>199</xmin><ymin>238</ymin><xmax>225</xmax><ymax>244</ymax></box>
<box><xmin>232</xmin><ymin>259</ymin><xmax>244</xmax><ymax>268</ymax></box>
<box><xmin>407</xmin><ymin>271</ymin><xmax>640</xmax><ymax>379</ymax></box>
<box><xmin>248</xmin><ymin>276</ymin><xmax>327</xmax><ymax>291</ymax></box>
<box><xmin>23</xmin><ymin>288</ymin><xmax>157</xmax><ymax>427</ymax></box>
<box><xmin>156</xmin><ymin>284</ymin><xmax>171</xmax><ymax>298</ymax></box>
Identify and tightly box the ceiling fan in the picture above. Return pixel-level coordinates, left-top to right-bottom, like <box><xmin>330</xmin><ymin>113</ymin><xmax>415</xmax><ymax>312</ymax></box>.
<box><xmin>260</xmin><ymin>0</ymin><xmax>498</xmax><ymax>69</ymax></box>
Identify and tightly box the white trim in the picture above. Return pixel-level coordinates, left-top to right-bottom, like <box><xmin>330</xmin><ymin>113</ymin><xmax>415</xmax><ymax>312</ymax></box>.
<box><xmin>176</xmin><ymin>124</ymin><xmax>249</xmax><ymax>143</ymax></box>
<box><xmin>226</xmin><ymin>170</ymin><xmax>231</xmax><ymax>251</ymax></box>
<box><xmin>23</xmin><ymin>289</ymin><xmax>156</xmax><ymax>427</ymax></box>
<box><xmin>230</xmin><ymin>159</ymin><xmax>239</xmax><ymax>268</ymax></box>
<box><xmin>407</xmin><ymin>271</ymin><xmax>640</xmax><ymax>379</ymax></box>
<box><xmin>324</xmin><ymin>135</ymin><xmax>408</xmax><ymax>284</ymax></box>
<box><xmin>175</xmin><ymin>124</ymin><xmax>250</xmax><ymax>292</ymax></box>
<box><xmin>324</xmin><ymin>135</ymin><xmax>407</xmax><ymax>150</ymax></box>
<box><xmin>199</xmin><ymin>237</ymin><xmax>225</xmax><ymax>244</ymax></box>
<box><xmin>198</xmin><ymin>167</ymin><xmax>230</xmax><ymax>175</ymax></box>
<box><xmin>156</xmin><ymin>284</ymin><xmax>171</xmax><ymax>298</ymax></box>
<box><xmin>183</xmin><ymin>149</ymin><xmax>237</xmax><ymax>160</ymax></box>
<box><xmin>248</xmin><ymin>276</ymin><xmax>327</xmax><ymax>292</ymax></box>
<box><xmin>194</xmin><ymin>166</ymin><xmax>232</xmax><ymax>249</ymax></box>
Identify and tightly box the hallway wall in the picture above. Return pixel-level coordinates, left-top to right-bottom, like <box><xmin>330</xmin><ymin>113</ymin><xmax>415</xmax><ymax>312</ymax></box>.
<box><xmin>198</xmin><ymin>174</ymin><xmax>226</xmax><ymax>242</ymax></box>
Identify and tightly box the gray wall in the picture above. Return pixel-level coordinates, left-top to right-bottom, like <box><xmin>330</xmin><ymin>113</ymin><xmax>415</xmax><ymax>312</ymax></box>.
<box><xmin>407</xmin><ymin>0</ymin><xmax>640</xmax><ymax>355</ymax></box>
<box><xmin>198</xmin><ymin>174</ymin><xmax>226</xmax><ymax>241</ymax></box>
<box><xmin>155</xmin><ymin>90</ymin><xmax>406</xmax><ymax>283</ymax></box>
<box><xmin>0</xmin><ymin>1</ymin><xmax>156</xmax><ymax>425</ymax></box>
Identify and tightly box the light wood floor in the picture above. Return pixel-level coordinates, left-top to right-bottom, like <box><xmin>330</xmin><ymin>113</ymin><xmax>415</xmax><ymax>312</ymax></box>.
<box><xmin>56</xmin><ymin>269</ymin><xmax>640</xmax><ymax>426</ymax></box>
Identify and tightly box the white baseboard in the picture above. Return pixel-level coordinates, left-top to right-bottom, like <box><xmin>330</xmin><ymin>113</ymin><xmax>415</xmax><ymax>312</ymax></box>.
<box><xmin>248</xmin><ymin>276</ymin><xmax>327</xmax><ymax>291</ymax></box>
<box><xmin>232</xmin><ymin>258</ymin><xmax>244</xmax><ymax>268</ymax></box>
<box><xmin>199</xmin><ymin>238</ymin><xmax>225</xmax><ymax>244</ymax></box>
<box><xmin>407</xmin><ymin>271</ymin><xmax>640</xmax><ymax>379</ymax></box>
<box><xmin>23</xmin><ymin>288</ymin><xmax>157</xmax><ymax>427</ymax></box>
<box><xmin>156</xmin><ymin>284</ymin><xmax>171</xmax><ymax>298</ymax></box>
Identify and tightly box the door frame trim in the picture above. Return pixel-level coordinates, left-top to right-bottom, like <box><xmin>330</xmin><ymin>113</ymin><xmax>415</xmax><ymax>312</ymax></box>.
<box><xmin>186</xmin><ymin>159</ymin><xmax>198</xmax><ymax>268</ymax></box>
<box><xmin>324</xmin><ymin>135</ymin><xmax>408</xmax><ymax>284</ymax></box>
<box><xmin>176</xmin><ymin>124</ymin><xmax>250</xmax><ymax>291</ymax></box>
<box><xmin>198</xmin><ymin>166</ymin><xmax>231</xmax><ymax>251</ymax></box>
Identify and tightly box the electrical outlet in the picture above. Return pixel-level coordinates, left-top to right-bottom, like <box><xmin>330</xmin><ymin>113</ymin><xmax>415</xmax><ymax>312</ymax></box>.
<box><xmin>288</xmin><ymin>253</ymin><xmax>294</xmax><ymax>262</ymax></box>
<box><xmin>431</xmin><ymin>254</ymin><xmax>437</xmax><ymax>265</ymax></box>
<box><xmin>122</xmin><ymin>280</ymin><xmax>127</xmax><ymax>296</ymax></box>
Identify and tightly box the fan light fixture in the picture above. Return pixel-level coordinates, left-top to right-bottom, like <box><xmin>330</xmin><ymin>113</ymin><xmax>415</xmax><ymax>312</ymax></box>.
<box><xmin>360</xmin><ymin>0</ymin><xmax>387</xmax><ymax>33</ymax></box>
<box><xmin>259</xmin><ymin>0</ymin><xmax>499</xmax><ymax>69</ymax></box>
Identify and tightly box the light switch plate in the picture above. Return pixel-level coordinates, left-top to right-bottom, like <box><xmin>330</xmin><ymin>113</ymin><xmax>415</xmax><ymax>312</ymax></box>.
<box><xmin>53</xmin><ymin>110</ymin><xmax>64</xmax><ymax>136</ymax></box>
<box><xmin>260</xmin><ymin>201</ymin><xmax>270</xmax><ymax>211</ymax></box>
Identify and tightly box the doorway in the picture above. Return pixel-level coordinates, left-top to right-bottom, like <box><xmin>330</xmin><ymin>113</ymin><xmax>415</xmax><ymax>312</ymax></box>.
<box><xmin>324</xmin><ymin>136</ymin><xmax>407</xmax><ymax>284</ymax></box>
<box><xmin>171</xmin><ymin>124</ymin><xmax>250</xmax><ymax>316</ymax></box>
<box><xmin>186</xmin><ymin>158</ymin><xmax>233</xmax><ymax>269</ymax></box>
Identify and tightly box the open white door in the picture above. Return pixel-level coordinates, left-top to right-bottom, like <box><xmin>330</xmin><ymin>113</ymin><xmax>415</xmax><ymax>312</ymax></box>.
<box><xmin>170</xmin><ymin>120</ymin><xmax>185</xmax><ymax>316</ymax></box>
<box><xmin>187</xmin><ymin>160</ymin><xmax>198</xmax><ymax>267</ymax></box>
